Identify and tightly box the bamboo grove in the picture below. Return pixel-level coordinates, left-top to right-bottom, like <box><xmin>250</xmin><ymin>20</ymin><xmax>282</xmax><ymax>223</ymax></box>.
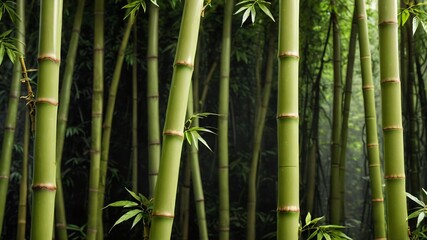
<box><xmin>2</xmin><ymin>0</ymin><xmax>427</xmax><ymax>239</ymax></box>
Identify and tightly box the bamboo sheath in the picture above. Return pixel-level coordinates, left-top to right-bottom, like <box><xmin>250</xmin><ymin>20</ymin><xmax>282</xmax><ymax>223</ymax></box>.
<box><xmin>30</xmin><ymin>0</ymin><xmax>63</xmax><ymax>239</ymax></box>
<box><xmin>149</xmin><ymin>0</ymin><xmax>203</xmax><ymax>238</ymax></box>
<box><xmin>277</xmin><ymin>0</ymin><xmax>300</xmax><ymax>239</ymax></box>
<box><xmin>378</xmin><ymin>0</ymin><xmax>409</xmax><ymax>239</ymax></box>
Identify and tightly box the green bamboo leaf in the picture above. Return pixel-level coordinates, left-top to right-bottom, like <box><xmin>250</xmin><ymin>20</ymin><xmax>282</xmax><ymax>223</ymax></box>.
<box><xmin>6</xmin><ymin>47</ymin><xmax>15</xmax><ymax>63</ymax></box>
<box><xmin>0</xmin><ymin>29</ymin><xmax>12</xmax><ymax>38</ymax></box>
<box><xmin>241</xmin><ymin>7</ymin><xmax>251</xmax><ymax>26</ymax></box>
<box><xmin>110</xmin><ymin>209</ymin><xmax>143</xmax><ymax>230</ymax></box>
<box><xmin>190</xmin><ymin>131</ymin><xmax>199</xmax><ymax>149</ymax></box>
<box><xmin>407</xmin><ymin>192</ymin><xmax>426</xmax><ymax>207</ymax></box>
<box><xmin>407</xmin><ymin>208</ymin><xmax>424</xmax><ymax>220</ymax></box>
<box><xmin>131</xmin><ymin>213</ymin><xmax>143</xmax><ymax>229</ymax></box>
<box><xmin>317</xmin><ymin>231</ymin><xmax>323</xmax><ymax>240</ymax></box>
<box><xmin>310</xmin><ymin>216</ymin><xmax>324</xmax><ymax>225</ymax></box>
<box><xmin>257</xmin><ymin>1</ymin><xmax>275</xmax><ymax>22</ymax></box>
<box><xmin>195</xmin><ymin>131</ymin><xmax>213</xmax><ymax>151</ymax></box>
<box><xmin>104</xmin><ymin>200</ymin><xmax>139</xmax><ymax>208</ymax></box>
<box><xmin>305</xmin><ymin>212</ymin><xmax>312</xmax><ymax>225</ymax></box>
<box><xmin>138</xmin><ymin>193</ymin><xmax>149</xmax><ymax>205</ymax></box>
<box><xmin>187</xmin><ymin>126</ymin><xmax>215</xmax><ymax>134</ymax></box>
<box><xmin>236</xmin><ymin>0</ymin><xmax>253</xmax><ymax>5</ymax></box>
<box><xmin>324</xmin><ymin>232</ymin><xmax>331</xmax><ymax>240</ymax></box>
<box><xmin>307</xmin><ymin>229</ymin><xmax>319</xmax><ymax>240</ymax></box>
<box><xmin>417</xmin><ymin>211</ymin><xmax>425</xmax><ymax>227</ymax></box>
<box><xmin>250</xmin><ymin>5</ymin><xmax>256</xmax><ymax>23</ymax></box>
<box><xmin>150</xmin><ymin>0</ymin><xmax>159</xmax><ymax>7</ymax></box>
<box><xmin>0</xmin><ymin>45</ymin><xmax>5</xmax><ymax>65</ymax></box>
<box><xmin>413</xmin><ymin>16</ymin><xmax>419</xmax><ymax>35</ymax></box>
<box><xmin>401</xmin><ymin>9</ymin><xmax>410</xmax><ymax>26</ymax></box>
<box><xmin>421</xmin><ymin>19</ymin><xmax>427</xmax><ymax>34</ymax></box>
<box><xmin>126</xmin><ymin>187</ymin><xmax>142</xmax><ymax>202</ymax></box>
<box><xmin>234</xmin><ymin>5</ymin><xmax>250</xmax><ymax>15</ymax></box>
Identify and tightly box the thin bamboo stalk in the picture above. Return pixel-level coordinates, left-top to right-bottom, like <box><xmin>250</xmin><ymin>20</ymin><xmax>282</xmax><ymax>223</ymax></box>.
<box><xmin>55</xmin><ymin>1</ymin><xmax>85</xmax><ymax>238</ymax></box>
<box><xmin>147</xmin><ymin>2</ymin><xmax>161</xmax><ymax>197</ymax></box>
<box><xmin>246</xmin><ymin>31</ymin><xmax>274</xmax><ymax>240</ymax></box>
<box><xmin>97</xmin><ymin>15</ymin><xmax>135</xmax><ymax>239</ymax></box>
<box><xmin>187</xmin><ymin>83</ymin><xmax>208</xmax><ymax>239</ymax></box>
<box><xmin>329</xmin><ymin>0</ymin><xmax>343</xmax><ymax>224</ymax></box>
<box><xmin>86</xmin><ymin>0</ymin><xmax>104</xmax><ymax>237</ymax></box>
<box><xmin>355</xmin><ymin>0</ymin><xmax>387</xmax><ymax>238</ymax></box>
<box><xmin>131</xmin><ymin>23</ymin><xmax>138</xmax><ymax>193</ymax></box>
<box><xmin>0</xmin><ymin>0</ymin><xmax>26</xmax><ymax>233</ymax></box>
<box><xmin>218</xmin><ymin>1</ymin><xmax>233</xmax><ymax>239</ymax></box>
<box><xmin>338</xmin><ymin>9</ymin><xmax>357</xmax><ymax>224</ymax></box>
<box><xmin>17</xmin><ymin>113</ymin><xmax>29</xmax><ymax>240</ymax></box>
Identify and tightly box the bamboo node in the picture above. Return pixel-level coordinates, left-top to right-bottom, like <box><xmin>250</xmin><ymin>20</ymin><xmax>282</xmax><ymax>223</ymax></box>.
<box><xmin>163</xmin><ymin>130</ymin><xmax>184</xmax><ymax>138</ymax></box>
<box><xmin>360</xmin><ymin>55</ymin><xmax>371</xmax><ymax>60</ymax></box>
<box><xmin>381</xmin><ymin>78</ymin><xmax>400</xmax><ymax>84</ymax></box>
<box><xmin>147</xmin><ymin>95</ymin><xmax>159</xmax><ymax>99</ymax></box>
<box><xmin>87</xmin><ymin>227</ymin><xmax>97</xmax><ymax>233</ymax></box>
<box><xmin>384</xmin><ymin>174</ymin><xmax>405</xmax><ymax>179</ymax></box>
<box><xmin>147</xmin><ymin>55</ymin><xmax>158</xmax><ymax>60</ymax></box>
<box><xmin>379</xmin><ymin>20</ymin><xmax>398</xmax><ymax>26</ymax></box>
<box><xmin>371</xmin><ymin>198</ymin><xmax>384</xmax><ymax>203</ymax></box>
<box><xmin>174</xmin><ymin>60</ymin><xmax>194</xmax><ymax>69</ymax></box>
<box><xmin>369</xmin><ymin>163</ymin><xmax>380</xmax><ymax>167</ymax></box>
<box><xmin>367</xmin><ymin>143</ymin><xmax>378</xmax><ymax>148</ymax></box>
<box><xmin>88</xmin><ymin>187</ymin><xmax>99</xmax><ymax>193</ymax></box>
<box><xmin>4</xmin><ymin>126</ymin><xmax>15</xmax><ymax>131</ymax></box>
<box><xmin>277</xmin><ymin>205</ymin><xmax>300</xmax><ymax>213</ymax></box>
<box><xmin>277</xmin><ymin>113</ymin><xmax>299</xmax><ymax>119</ymax></box>
<box><xmin>152</xmin><ymin>211</ymin><xmax>174</xmax><ymax>218</ymax></box>
<box><xmin>32</xmin><ymin>183</ymin><xmax>56</xmax><ymax>191</ymax></box>
<box><xmin>362</xmin><ymin>84</ymin><xmax>374</xmax><ymax>90</ymax></box>
<box><xmin>0</xmin><ymin>175</ymin><xmax>9</xmax><ymax>179</ymax></box>
<box><xmin>357</xmin><ymin>14</ymin><xmax>366</xmax><ymax>20</ymax></box>
<box><xmin>149</xmin><ymin>141</ymin><xmax>161</xmax><ymax>146</ymax></box>
<box><xmin>195</xmin><ymin>198</ymin><xmax>205</xmax><ymax>202</ymax></box>
<box><xmin>72</xmin><ymin>28</ymin><xmax>81</xmax><ymax>33</ymax></box>
<box><xmin>148</xmin><ymin>172</ymin><xmax>158</xmax><ymax>176</ymax></box>
<box><xmin>38</xmin><ymin>54</ymin><xmax>60</xmax><ymax>63</ymax></box>
<box><xmin>383</xmin><ymin>125</ymin><xmax>402</xmax><ymax>131</ymax></box>
<box><xmin>278</xmin><ymin>51</ymin><xmax>299</xmax><ymax>59</ymax></box>
<box><xmin>36</xmin><ymin>97</ymin><xmax>59</xmax><ymax>106</ymax></box>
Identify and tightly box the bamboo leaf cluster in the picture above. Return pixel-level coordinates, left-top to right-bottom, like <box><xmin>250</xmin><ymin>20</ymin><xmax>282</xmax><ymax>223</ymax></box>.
<box><xmin>300</xmin><ymin>213</ymin><xmax>352</xmax><ymax>240</ymax></box>
<box><xmin>105</xmin><ymin>188</ymin><xmax>153</xmax><ymax>232</ymax></box>
<box><xmin>234</xmin><ymin>0</ymin><xmax>274</xmax><ymax>25</ymax></box>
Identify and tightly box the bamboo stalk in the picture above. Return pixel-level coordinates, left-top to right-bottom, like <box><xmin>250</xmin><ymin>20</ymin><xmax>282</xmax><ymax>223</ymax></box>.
<box><xmin>378</xmin><ymin>0</ymin><xmax>409</xmax><ymax>238</ymax></box>
<box><xmin>30</xmin><ymin>0</ymin><xmax>63</xmax><ymax>238</ymax></box>
<box><xmin>277</xmin><ymin>0</ymin><xmax>300</xmax><ymax>238</ymax></box>
<box><xmin>0</xmin><ymin>0</ymin><xmax>26</xmax><ymax>233</ymax></box>
<box><xmin>149</xmin><ymin>0</ymin><xmax>203</xmax><ymax>238</ymax></box>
